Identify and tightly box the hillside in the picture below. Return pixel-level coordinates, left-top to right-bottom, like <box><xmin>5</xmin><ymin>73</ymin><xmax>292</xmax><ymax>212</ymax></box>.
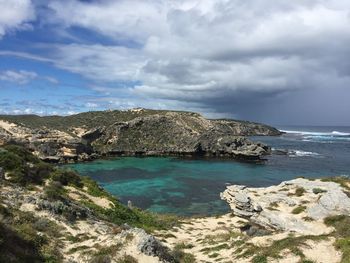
<box><xmin>0</xmin><ymin>109</ymin><xmax>281</xmax><ymax>163</ymax></box>
<box><xmin>0</xmin><ymin>145</ymin><xmax>179</xmax><ymax>262</ymax></box>
<box><xmin>0</xmin><ymin>109</ymin><xmax>279</xmax><ymax>135</ymax></box>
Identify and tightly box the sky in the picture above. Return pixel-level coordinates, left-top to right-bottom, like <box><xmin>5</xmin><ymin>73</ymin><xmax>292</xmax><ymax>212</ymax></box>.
<box><xmin>0</xmin><ymin>0</ymin><xmax>350</xmax><ymax>125</ymax></box>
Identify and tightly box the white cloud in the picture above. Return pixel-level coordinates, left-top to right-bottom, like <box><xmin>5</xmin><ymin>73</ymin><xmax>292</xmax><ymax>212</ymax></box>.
<box><xmin>7</xmin><ymin>0</ymin><xmax>350</xmax><ymax>120</ymax></box>
<box><xmin>0</xmin><ymin>70</ymin><xmax>37</xmax><ymax>84</ymax></box>
<box><xmin>44</xmin><ymin>76</ymin><xmax>59</xmax><ymax>84</ymax></box>
<box><xmin>0</xmin><ymin>0</ymin><xmax>35</xmax><ymax>38</ymax></box>
<box><xmin>0</xmin><ymin>69</ymin><xmax>58</xmax><ymax>85</ymax></box>
<box><xmin>51</xmin><ymin>44</ymin><xmax>145</xmax><ymax>82</ymax></box>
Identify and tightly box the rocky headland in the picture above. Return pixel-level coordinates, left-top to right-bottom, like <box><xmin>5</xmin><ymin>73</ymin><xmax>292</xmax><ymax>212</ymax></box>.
<box><xmin>0</xmin><ymin>108</ymin><xmax>281</xmax><ymax>163</ymax></box>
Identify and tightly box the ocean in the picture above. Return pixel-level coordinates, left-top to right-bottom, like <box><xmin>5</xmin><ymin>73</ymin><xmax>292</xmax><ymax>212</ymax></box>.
<box><xmin>67</xmin><ymin>126</ymin><xmax>350</xmax><ymax>216</ymax></box>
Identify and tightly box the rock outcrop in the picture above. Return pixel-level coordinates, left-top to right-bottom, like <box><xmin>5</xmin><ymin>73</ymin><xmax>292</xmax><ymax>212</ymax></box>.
<box><xmin>221</xmin><ymin>178</ymin><xmax>350</xmax><ymax>234</ymax></box>
<box><xmin>0</xmin><ymin>109</ymin><xmax>281</xmax><ymax>163</ymax></box>
<box><xmin>125</xmin><ymin>228</ymin><xmax>174</xmax><ymax>262</ymax></box>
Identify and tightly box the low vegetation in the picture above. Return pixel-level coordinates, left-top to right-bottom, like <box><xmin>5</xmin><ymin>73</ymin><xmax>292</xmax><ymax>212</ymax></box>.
<box><xmin>171</xmin><ymin>244</ymin><xmax>196</xmax><ymax>263</ymax></box>
<box><xmin>0</xmin><ymin>144</ymin><xmax>180</xmax><ymax>262</ymax></box>
<box><xmin>0</xmin><ymin>205</ymin><xmax>63</xmax><ymax>262</ymax></box>
<box><xmin>295</xmin><ymin>187</ymin><xmax>306</xmax><ymax>197</ymax></box>
<box><xmin>312</xmin><ymin>188</ymin><xmax>327</xmax><ymax>194</ymax></box>
<box><xmin>0</xmin><ymin>109</ymin><xmax>194</xmax><ymax>134</ymax></box>
<box><xmin>89</xmin><ymin>244</ymin><xmax>124</xmax><ymax>263</ymax></box>
<box><xmin>324</xmin><ymin>215</ymin><xmax>350</xmax><ymax>263</ymax></box>
<box><xmin>51</xmin><ymin>169</ymin><xmax>83</xmax><ymax>188</ymax></box>
<box><xmin>0</xmin><ymin>144</ymin><xmax>53</xmax><ymax>186</ymax></box>
<box><xmin>291</xmin><ymin>206</ymin><xmax>307</xmax><ymax>214</ymax></box>
<box><xmin>1</xmin><ymin>144</ymin><xmax>179</xmax><ymax>231</ymax></box>
<box><xmin>116</xmin><ymin>254</ymin><xmax>138</xmax><ymax>263</ymax></box>
<box><xmin>321</xmin><ymin>176</ymin><xmax>350</xmax><ymax>191</ymax></box>
<box><xmin>239</xmin><ymin>234</ymin><xmax>326</xmax><ymax>262</ymax></box>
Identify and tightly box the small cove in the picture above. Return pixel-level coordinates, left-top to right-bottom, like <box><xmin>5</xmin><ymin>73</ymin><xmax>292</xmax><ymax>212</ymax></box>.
<box><xmin>66</xmin><ymin>126</ymin><xmax>350</xmax><ymax>216</ymax></box>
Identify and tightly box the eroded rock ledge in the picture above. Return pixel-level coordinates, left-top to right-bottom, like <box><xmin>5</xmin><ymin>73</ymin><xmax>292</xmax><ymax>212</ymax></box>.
<box><xmin>221</xmin><ymin>178</ymin><xmax>350</xmax><ymax>235</ymax></box>
<box><xmin>156</xmin><ymin>177</ymin><xmax>350</xmax><ymax>263</ymax></box>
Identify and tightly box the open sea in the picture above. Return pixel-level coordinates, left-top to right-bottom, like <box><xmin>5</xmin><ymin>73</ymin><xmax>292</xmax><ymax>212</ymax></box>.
<box><xmin>67</xmin><ymin>126</ymin><xmax>350</xmax><ymax>216</ymax></box>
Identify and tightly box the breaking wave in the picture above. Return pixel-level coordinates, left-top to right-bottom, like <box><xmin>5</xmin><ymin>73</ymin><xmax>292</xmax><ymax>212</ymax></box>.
<box><xmin>289</xmin><ymin>150</ymin><xmax>321</xmax><ymax>157</ymax></box>
<box><xmin>281</xmin><ymin>130</ymin><xmax>350</xmax><ymax>136</ymax></box>
<box><xmin>281</xmin><ymin>130</ymin><xmax>350</xmax><ymax>142</ymax></box>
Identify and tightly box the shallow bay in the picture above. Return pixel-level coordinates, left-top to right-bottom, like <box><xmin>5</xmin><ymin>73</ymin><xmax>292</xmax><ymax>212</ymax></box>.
<box><xmin>67</xmin><ymin>126</ymin><xmax>350</xmax><ymax>216</ymax></box>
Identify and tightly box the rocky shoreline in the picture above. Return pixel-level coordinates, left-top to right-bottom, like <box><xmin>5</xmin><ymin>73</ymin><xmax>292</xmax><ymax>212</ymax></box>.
<box><xmin>0</xmin><ymin>109</ymin><xmax>281</xmax><ymax>163</ymax></box>
<box><xmin>156</xmin><ymin>176</ymin><xmax>350</xmax><ymax>262</ymax></box>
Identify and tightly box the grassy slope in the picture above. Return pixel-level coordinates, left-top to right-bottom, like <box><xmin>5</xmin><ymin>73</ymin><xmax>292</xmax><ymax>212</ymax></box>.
<box><xmin>0</xmin><ymin>144</ymin><xmax>178</xmax><ymax>262</ymax></box>
<box><xmin>0</xmin><ymin>109</ymin><xmax>195</xmax><ymax>132</ymax></box>
<box><xmin>0</xmin><ymin>109</ymin><xmax>276</xmax><ymax>134</ymax></box>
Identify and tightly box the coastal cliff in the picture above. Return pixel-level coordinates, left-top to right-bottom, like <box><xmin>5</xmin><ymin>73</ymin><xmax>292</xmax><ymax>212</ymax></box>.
<box><xmin>0</xmin><ymin>109</ymin><xmax>281</xmax><ymax>163</ymax></box>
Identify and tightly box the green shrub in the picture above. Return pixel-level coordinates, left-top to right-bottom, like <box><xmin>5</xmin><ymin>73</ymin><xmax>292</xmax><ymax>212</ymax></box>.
<box><xmin>295</xmin><ymin>187</ymin><xmax>306</xmax><ymax>196</ymax></box>
<box><xmin>208</xmin><ymin>252</ymin><xmax>219</xmax><ymax>258</ymax></box>
<box><xmin>45</xmin><ymin>181</ymin><xmax>66</xmax><ymax>201</ymax></box>
<box><xmin>312</xmin><ymin>188</ymin><xmax>327</xmax><ymax>194</ymax></box>
<box><xmin>172</xmin><ymin>247</ymin><xmax>196</xmax><ymax>263</ymax></box>
<box><xmin>8</xmin><ymin>162</ymin><xmax>52</xmax><ymax>186</ymax></box>
<box><xmin>291</xmin><ymin>206</ymin><xmax>307</xmax><ymax>214</ymax></box>
<box><xmin>335</xmin><ymin>238</ymin><xmax>350</xmax><ymax>263</ymax></box>
<box><xmin>0</xmin><ymin>144</ymin><xmax>52</xmax><ymax>186</ymax></box>
<box><xmin>0</xmin><ymin>205</ymin><xmax>10</xmax><ymax>217</ymax></box>
<box><xmin>91</xmin><ymin>255</ymin><xmax>112</xmax><ymax>263</ymax></box>
<box><xmin>81</xmin><ymin>199</ymin><xmax>178</xmax><ymax>232</ymax></box>
<box><xmin>0</xmin><ymin>150</ymin><xmax>22</xmax><ymax>170</ymax></box>
<box><xmin>321</xmin><ymin>176</ymin><xmax>350</xmax><ymax>190</ymax></box>
<box><xmin>324</xmin><ymin>215</ymin><xmax>350</xmax><ymax>237</ymax></box>
<box><xmin>0</xmin><ymin>222</ymin><xmax>45</xmax><ymax>262</ymax></box>
<box><xmin>3</xmin><ymin>145</ymin><xmax>39</xmax><ymax>164</ymax></box>
<box><xmin>252</xmin><ymin>255</ymin><xmax>268</xmax><ymax>263</ymax></box>
<box><xmin>116</xmin><ymin>255</ymin><xmax>138</xmax><ymax>263</ymax></box>
<box><xmin>82</xmin><ymin>177</ymin><xmax>108</xmax><ymax>197</ymax></box>
<box><xmin>33</xmin><ymin>218</ymin><xmax>51</xmax><ymax>232</ymax></box>
<box><xmin>51</xmin><ymin>169</ymin><xmax>83</xmax><ymax>188</ymax></box>
<box><xmin>174</xmin><ymin>242</ymin><xmax>194</xmax><ymax>250</ymax></box>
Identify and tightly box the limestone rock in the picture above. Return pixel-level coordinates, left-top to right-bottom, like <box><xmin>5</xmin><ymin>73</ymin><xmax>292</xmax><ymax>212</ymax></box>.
<box><xmin>123</xmin><ymin>228</ymin><xmax>174</xmax><ymax>262</ymax></box>
<box><xmin>221</xmin><ymin>178</ymin><xmax>350</xmax><ymax>234</ymax></box>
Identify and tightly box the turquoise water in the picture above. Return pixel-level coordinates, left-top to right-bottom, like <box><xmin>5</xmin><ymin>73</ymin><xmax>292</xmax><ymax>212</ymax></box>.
<box><xmin>67</xmin><ymin>126</ymin><xmax>350</xmax><ymax>216</ymax></box>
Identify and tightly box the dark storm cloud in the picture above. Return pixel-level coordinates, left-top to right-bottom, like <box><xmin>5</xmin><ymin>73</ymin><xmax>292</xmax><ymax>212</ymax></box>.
<box><xmin>1</xmin><ymin>0</ymin><xmax>350</xmax><ymax>124</ymax></box>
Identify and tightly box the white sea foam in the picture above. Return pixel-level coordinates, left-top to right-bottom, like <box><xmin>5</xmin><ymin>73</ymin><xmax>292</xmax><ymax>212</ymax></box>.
<box><xmin>304</xmin><ymin>135</ymin><xmax>350</xmax><ymax>142</ymax></box>
<box><xmin>331</xmin><ymin>131</ymin><xmax>350</xmax><ymax>136</ymax></box>
<box><xmin>289</xmin><ymin>150</ymin><xmax>321</xmax><ymax>157</ymax></box>
<box><xmin>281</xmin><ymin>130</ymin><xmax>350</xmax><ymax>136</ymax></box>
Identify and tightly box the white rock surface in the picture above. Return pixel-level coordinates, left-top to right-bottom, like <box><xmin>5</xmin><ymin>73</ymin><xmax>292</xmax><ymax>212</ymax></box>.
<box><xmin>221</xmin><ymin>178</ymin><xmax>350</xmax><ymax>234</ymax></box>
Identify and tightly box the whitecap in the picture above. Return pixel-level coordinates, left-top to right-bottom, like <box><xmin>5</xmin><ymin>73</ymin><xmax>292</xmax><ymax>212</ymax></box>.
<box><xmin>281</xmin><ymin>130</ymin><xmax>350</xmax><ymax>137</ymax></box>
<box><xmin>331</xmin><ymin>131</ymin><xmax>350</xmax><ymax>136</ymax></box>
<box><xmin>289</xmin><ymin>150</ymin><xmax>321</xmax><ymax>157</ymax></box>
<box><xmin>304</xmin><ymin>135</ymin><xmax>350</xmax><ymax>142</ymax></box>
